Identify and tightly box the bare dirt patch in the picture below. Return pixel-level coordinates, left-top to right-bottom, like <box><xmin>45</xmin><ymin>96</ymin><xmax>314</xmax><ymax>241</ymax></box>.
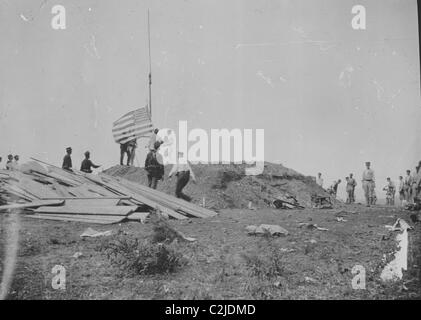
<box><xmin>1</xmin><ymin>204</ymin><xmax>420</xmax><ymax>299</ymax></box>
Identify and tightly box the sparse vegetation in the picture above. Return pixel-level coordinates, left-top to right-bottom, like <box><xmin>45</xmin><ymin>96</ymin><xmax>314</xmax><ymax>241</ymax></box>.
<box><xmin>98</xmin><ymin>220</ymin><xmax>188</xmax><ymax>277</ymax></box>
<box><xmin>242</xmin><ymin>239</ymin><xmax>288</xmax><ymax>299</ymax></box>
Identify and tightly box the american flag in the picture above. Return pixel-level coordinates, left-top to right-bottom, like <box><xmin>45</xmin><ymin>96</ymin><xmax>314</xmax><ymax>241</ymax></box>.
<box><xmin>112</xmin><ymin>106</ymin><xmax>154</xmax><ymax>144</ymax></box>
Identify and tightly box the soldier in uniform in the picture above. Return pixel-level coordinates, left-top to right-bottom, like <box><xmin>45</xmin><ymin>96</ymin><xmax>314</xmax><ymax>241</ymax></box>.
<box><xmin>62</xmin><ymin>147</ymin><xmax>73</xmax><ymax>171</ymax></box>
<box><xmin>80</xmin><ymin>151</ymin><xmax>101</xmax><ymax>173</ymax></box>
<box><xmin>362</xmin><ymin>161</ymin><xmax>375</xmax><ymax>206</ymax></box>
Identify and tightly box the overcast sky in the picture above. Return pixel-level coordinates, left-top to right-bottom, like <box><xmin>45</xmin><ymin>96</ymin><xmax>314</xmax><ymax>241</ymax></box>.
<box><xmin>0</xmin><ymin>0</ymin><xmax>420</xmax><ymax>200</ymax></box>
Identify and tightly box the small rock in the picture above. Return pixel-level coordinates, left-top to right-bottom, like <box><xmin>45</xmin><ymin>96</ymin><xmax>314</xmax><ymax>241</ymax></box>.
<box><xmin>304</xmin><ymin>276</ymin><xmax>318</xmax><ymax>284</ymax></box>
<box><xmin>73</xmin><ymin>252</ymin><xmax>83</xmax><ymax>259</ymax></box>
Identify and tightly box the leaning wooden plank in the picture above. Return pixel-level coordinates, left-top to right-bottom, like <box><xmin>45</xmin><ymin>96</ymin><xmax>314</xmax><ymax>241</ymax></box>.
<box><xmin>50</xmin><ymin>181</ymin><xmax>73</xmax><ymax>197</ymax></box>
<box><xmin>8</xmin><ymin>176</ymin><xmax>59</xmax><ymax>199</ymax></box>
<box><xmin>99</xmin><ymin>175</ymin><xmax>207</xmax><ymax>218</ymax></box>
<box><xmin>46</xmin><ymin>166</ymin><xmax>87</xmax><ymax>184</ymax></box>
<box><xmin>63</xmin><ymin>199</ymin><xmax>120</xmax><ymax>207</ymax></box>
<box><xmin>72</xmin><ymin>184</ymin><xmax>102</xmax><ymax>197</ymax></box>
<box><xmin>84</xmin><ymin>183</ymin><xmax>119</xmax><ymax>197</ymax></box>
<box><xmin>108</xmin><ymin>176</ymin><xmax>214</xmax><ymax>218</ymax></box>
<box><xmin>27</xmin><ymin>214</ymin><xmax>123</xmax><ymax>224</ymax></box>
<box><xmin>34</xmin><ymin>205</ymin><xmax>138</xmax><ymax>216</ymax></box>
<box><xmin>17</xmin><ymin>161</ymin><xmax>48</xmax><ymax>175</ymax></box>
<box><xmin>108</xmin><ymin>175</ymin><xmax>217</xmax><ymax>217</ymax></box>
<box><xmin>3</xmin><ymin>182</ymin><xmax>39</xmax><ymax>200</ymax></box>
<box><xmin>40</xmin><ymin>196</ymin><xmax>131</xmax><ymax>200</ymax></box>
<box><xmin>30</xmin><ymin>170</ymin><xmax>79</xmax><ymax>187</ymax></box>
<box><xmin>95</xmin><ymin>178</ymin><xmax>187</xmax><ymax>220</ymax></box>
<box><xmin>0</xmin><ymin>200</ymin><xmax>64</xmax><ymax>212</ymax></box>
<box><xmin>35</xmin><ymin>214</ymin><xmax>122</xmax><ymax>221</ymax></box>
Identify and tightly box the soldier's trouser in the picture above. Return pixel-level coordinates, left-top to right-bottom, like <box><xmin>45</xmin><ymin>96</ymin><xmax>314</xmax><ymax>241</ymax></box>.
<box><xmin>175</xmin><ymin>171</ymin><xmax>191</xmax><ymax>201</ymax></box>
<box><xmin>346</xmin><ymin>189</ymin><xmax>352</xmax><ymax>203</ymax></box>
<box><xmin>404</xmin><ymin>186</ymin><xmax>411</xmax><ymax>201</ymax></box>
<box><xmin>147</xmin><ymin>174</ymin><xmax>158</xmax><ymax>189</ymax></box>
<box><xmin>362</xmin><ymin>181</ymin><xmax>375</xmax><ymax>204</ymax></box>
<box><xmin>412</xmin><ymin>185</ymin><xmax>418</xmax><ymax>202</ymax></box>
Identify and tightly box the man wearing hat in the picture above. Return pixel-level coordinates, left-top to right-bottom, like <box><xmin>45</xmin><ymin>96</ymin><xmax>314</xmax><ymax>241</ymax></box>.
<box><xmin>148</xmin><ymin>128</ymin><xmax>160</xmax><ymax>151</ymax></box>
<box><xmin>80</xmin><ymin>151</ymin><xmax>101</xmax><ymax>173</ymax></box>
<box><xmin>144</xmin><ymin>141</ymin><xmax>164</xmax><ymax>189</ymax></box>
<box><xmin>411</xmin><ymin>161</ymin><xmax>421</xmax><ymax>203</ymax></box>
<box><xmin>348</xmin><ymin>173</ymin><xmax>357</xmax><ymax>203</ymax></box>
<box><xmin>403</xmin><ymin>169</ymin><xmax>412</xmax><ymax>202</ymax></box>
<box><xmin>168</xmin><ymin>151</ymin><xmax>197</xmax><ymax>201</ymax></box>
<box><xmin>62</xmin><ymin>147</ymin><xmax>73</xmax><ymax>171</ymax></box>
<box><xmin>5</xmin><ymin>154</ymin><xmax>14</xmax><ymax>170</ymax></box>
<box><xmin>13</xmin><ymin>155</ymin><xmax>19</xmax><ymax>167</ymax></box>
<box><xmin>362</xmin><ymin>161</ymin><xmax>376</xmax><ymax>206</ymax></box>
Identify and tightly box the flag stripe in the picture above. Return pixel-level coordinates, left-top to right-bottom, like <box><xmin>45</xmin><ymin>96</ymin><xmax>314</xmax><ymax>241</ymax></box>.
<box><xmin>113</xmin><ymin>110</ymin><xmax>149</xmax><ymax>127</ymax></box>
<box><xmin>113</xmin><ymin>124</ymin><xmax>154</xmax><ymax>140</ymax></box>
<box><xmin>114</xmin><ymin>128</ymin><xmax>154</xmax><ymax>144</ymax></box>
<box><xmin>112</xmin><ymin>106</ymin><xmax>153</xmax><ymax>144</ymax></box>
<box><xmin>112</xmin><ymin>119</ymin><xmax>151</xmax><ymax>133</ymax></box>
<box><xmin>117</xmin><ymin>127</ymin><xmax>154</xmax><ymax>144</ymax></box>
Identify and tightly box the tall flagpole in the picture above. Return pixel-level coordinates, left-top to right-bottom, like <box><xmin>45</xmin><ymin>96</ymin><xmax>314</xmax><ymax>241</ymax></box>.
<box><xmin>147</xmin><ymin>9</ymin><xmax>152</xmax><ymax>119</ymax></box>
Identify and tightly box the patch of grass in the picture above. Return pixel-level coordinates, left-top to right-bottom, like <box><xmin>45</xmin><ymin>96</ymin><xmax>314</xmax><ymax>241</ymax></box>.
<box><xmin>99</xmin><ymin>235</ymin><xmax>187</xmax><ymax>276</ymax></box>
<box><xmin>241</xmin><ymin>239</ymin><xmax>288</xmax><ymax>299</ymax></box>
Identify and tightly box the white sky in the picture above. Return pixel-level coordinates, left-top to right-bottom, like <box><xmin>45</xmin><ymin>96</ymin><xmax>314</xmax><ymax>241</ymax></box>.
<box><xmin>0</xmin><ymin>0</ymin><xmax>420</xmax><ymax>201</ymax></box>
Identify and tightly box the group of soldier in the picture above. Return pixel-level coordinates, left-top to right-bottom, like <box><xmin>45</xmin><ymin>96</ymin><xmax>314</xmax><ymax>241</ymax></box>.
<box><xmin>61</xmin><ymin>147</ymin><xmax>101</xmax><ymax>173</ymax></box>
<box><xmin>0</xmin><ymin>154</ymin><xmax>19</xmax><ymax>170</ymax></box>
<box><xmin>316</xmin><ymin>160</ymin><xmax>421</xmax><ymax>207</ymax></box>
<box><xmin>118</xmin><ymin>128</ymin><xmax>197</xmax><ymax>202</ymax></box>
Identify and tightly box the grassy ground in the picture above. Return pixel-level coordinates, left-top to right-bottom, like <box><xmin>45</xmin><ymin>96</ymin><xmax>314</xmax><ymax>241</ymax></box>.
<box><xmin>0</xmin><ymin>204</ymin><xmax>420</xmax><ymax>300</ymax></box>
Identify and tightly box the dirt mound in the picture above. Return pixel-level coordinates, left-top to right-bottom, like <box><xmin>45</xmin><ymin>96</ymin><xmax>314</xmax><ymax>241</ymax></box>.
<box><xmin>103</xmin><ymin>163</ymin><xmax>333</xmax><ymax>210</ymax></box>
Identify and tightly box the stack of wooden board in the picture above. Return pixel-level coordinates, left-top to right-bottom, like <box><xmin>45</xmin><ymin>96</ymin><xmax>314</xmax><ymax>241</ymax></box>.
<box><xmin>0</xmin><ymin>159</ymin><xmax>217</xmax><ymax>224</ymax></box>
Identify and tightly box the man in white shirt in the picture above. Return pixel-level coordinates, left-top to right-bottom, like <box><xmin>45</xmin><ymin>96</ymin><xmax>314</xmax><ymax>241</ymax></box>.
<box><xmin>412</xmin><ymin>163</ymin><xmax>421</xmax><ymax>203</ymax></box>
<box><xmin>398</xmin><ymin>176</ymin><xmax>405</xmax><ymax>206</ymax></box>
<box><xmin>168</xmin><ymin>151</ymin><xmax>197</xmax><ymax>201</ymax></box>
<box><xmin>148</xmin><ymin>128</ymin><xmax>160</xmax><ymax>151</ymax></box>
<box><xmin>362</xmin><ymin>161</ymin><xmax>375</xmax><ymax>206</ymax></box>
<box><xmin>404</xmin><ymin>170</ymin><xmax>412</xmax><ymax>202</ymax></box>
<box><xmin>383</xmin><ymin>177</ymin><xmax>396</xmax><ymax>206</ymax></box>
<box><xmin>316</xmin><ymin>172</ymin><xmax>324</xmax><ymax>188</ymax></box>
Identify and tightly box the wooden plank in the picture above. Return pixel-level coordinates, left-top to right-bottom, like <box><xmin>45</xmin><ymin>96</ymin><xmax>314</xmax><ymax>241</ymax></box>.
<box><xmin>8</xmin><ymin>175</ymin><xmax>59</xmax><ymax>199</ymax></box>
<box><xmin>96</xmin><ymin>178</ymin><xmax>187</xmax><ymax>220</ymax></box>
<box><xmin>3</xmin><ymin>182</ymin><xmax>39</xmax><ymax>200</ymax></box>
<box><xmin>84</xmin><ymin>183</ymin><xmax>118</xmax><ymax>197</ymax></box>
<box><xmin>35</xmin><ymin>214</ymin><xmax>121</xmax><ymax>221</ymax></box>
<box><xmin>63</xmin><ymin>199</ymin><xmax>120</xmax><ymax>207</ymax></box>
<box><xmin>0</xmin><ymin>200</ymin><xmax>64</xmax><ymax>212</ymax></box>
<box><xmin>34</xmin><ymin>205</ymin><xmax>137</xmax><ymax>216</ymax></box>
<box><xmin>18</xmin><ymin>161</ymin><xmax>48</xmax><ymax>175</ymax></box>
<box><xmin>30</xmin><ymin>170</ymin><xmax>80</xmax><ymax>187</ymax></box>
<box><xmin>110</xmin><ymin>175</ymin><xmax>216</xmax><ymax>216</ymax></box>
<box><xmin>26</xmin><ymin>214</ymin><xmax>124</xmax><ymax>224</ymax></box>
<box><xmin>73</xmin><ymin>184</ymin><xmax>102</xmax><ymax>197</ymax></box>
<box><xmin>98</xmin><ymin>176</ymin><xmax>199</xmax><ymax>217</ymax></box>
<box><xmin>40</xmin><ymin>196</ymin><xmax>131</xmax><ymax>200</ymax></box>
<box><xmin>51</xmin><ymin>181</ymin><xmax>73</xmax><ymax>197</ymax></box>
<box><xmin>108</xmin><ymin>175</ymin><xmax>216</xmax><ymax>218</ymax></box>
